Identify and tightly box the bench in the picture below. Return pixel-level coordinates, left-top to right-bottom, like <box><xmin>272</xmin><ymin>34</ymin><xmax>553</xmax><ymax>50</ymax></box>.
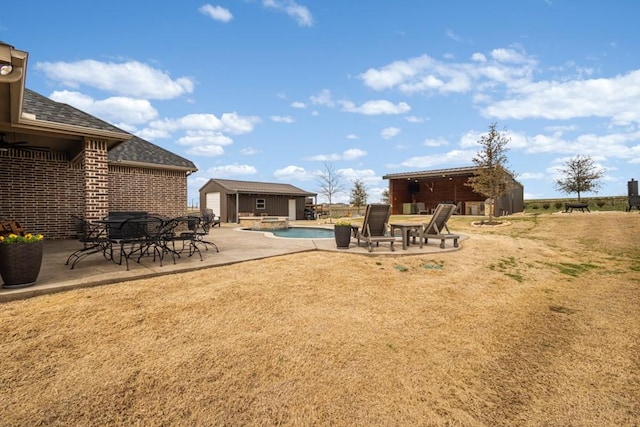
<box><xmin>564</xmin><ymin>203</ymin><xmax>590</xmax><ymax>213</ymax></box>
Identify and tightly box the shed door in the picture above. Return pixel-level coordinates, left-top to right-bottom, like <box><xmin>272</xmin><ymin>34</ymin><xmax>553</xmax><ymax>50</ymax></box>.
<box><xmin>288</xmin><ymin>199</ymin><xmax>296</xmax><ymax>220</ymax></box>
<box><xmin>206</xmin><ymin>192</ymin><xmax>221</xmax><ymax>217</ymax></box>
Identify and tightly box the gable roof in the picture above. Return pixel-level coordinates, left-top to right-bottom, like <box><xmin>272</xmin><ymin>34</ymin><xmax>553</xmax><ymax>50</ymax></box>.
<box><xmin>203</xmin><ymin>178</ymin><xmax>316</xmax><ymax>197</ymax></box>
<box><xmin>22</xmin><ymin>89</ymin><xmax>196</xmax><ymax>172</ymax></box>
<box><xmin>23</xmin><ymin>89</ymin><xmax>126</xmax><ymax>134</ymax></box>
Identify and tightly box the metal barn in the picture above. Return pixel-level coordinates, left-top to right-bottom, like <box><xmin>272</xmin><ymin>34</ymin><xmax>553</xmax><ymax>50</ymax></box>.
<box><xmin>199</xmin><ymin>179</ymin><xmax>317</xmax><ymax>223</ymax></box>
<box><xmin>383</xmin><ymin>166</ymin><xmax>524</xmax><ymax>217</ymax></box>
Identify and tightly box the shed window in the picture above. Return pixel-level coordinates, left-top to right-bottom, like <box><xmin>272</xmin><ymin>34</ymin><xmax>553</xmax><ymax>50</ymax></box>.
<box><xmin>256</xmin><ymin>199</ymin><xmax>266</xmax><ymax>210</ymax></box>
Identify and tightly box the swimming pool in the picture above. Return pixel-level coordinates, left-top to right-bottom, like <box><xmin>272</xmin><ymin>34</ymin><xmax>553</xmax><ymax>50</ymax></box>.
<box><xmin>245</xmin><ymin>227</ymin><xmax>334</xmax><ymax>239</ymax></box>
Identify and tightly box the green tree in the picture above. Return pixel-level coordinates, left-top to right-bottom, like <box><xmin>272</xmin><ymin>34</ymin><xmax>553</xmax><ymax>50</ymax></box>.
<box><xmin>465</xmin><ymin>122</ymin><xmax>516</xmax><ymax>223</ymax></box>
<box><xmin>554</xmin><ymin>155</ymin><xmax>603</xmax><ymax>202</ymax></box>
<box><xmin>350</xmin><ymin>179</ymin><xmax>368</xmax><ymax>214</ymax></box>
<box><xmin>316</xmin><ymin>161</ymin><xmax>343</xmax><ymax>223</ymax></box>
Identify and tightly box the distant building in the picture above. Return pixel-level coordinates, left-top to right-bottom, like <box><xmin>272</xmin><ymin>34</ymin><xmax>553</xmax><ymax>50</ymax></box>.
<box><xmin>383</xmin><ymin>166</ymin><xmax>524</xmax><ymax>216</ymax></box>
<box><xmin>199</xmin><ymin>178</ymin><xmax>317</xmax><ymax>223</ymax></box>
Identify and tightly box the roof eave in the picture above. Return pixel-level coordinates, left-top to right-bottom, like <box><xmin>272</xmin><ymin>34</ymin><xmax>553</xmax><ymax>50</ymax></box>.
<box><xmin>110</xmin><ymin>159</ymin><xmax>197</xmax><ymax>173</ymax></box>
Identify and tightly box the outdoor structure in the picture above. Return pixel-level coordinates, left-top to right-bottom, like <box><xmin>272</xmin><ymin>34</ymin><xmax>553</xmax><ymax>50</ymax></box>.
<box><xmin>0</xmin><ymin>41</ymin><xmax>197</xmax><ymax>239</ymax></box>
<box><xmin>383</xmin><ymin>166</ymin><xmax>524</xmax><ymax>217</ymax></box>
<box><xmin>199</xmin><ymin>178</ymin><xmax>317</xmax><ymax>223</ymax></box>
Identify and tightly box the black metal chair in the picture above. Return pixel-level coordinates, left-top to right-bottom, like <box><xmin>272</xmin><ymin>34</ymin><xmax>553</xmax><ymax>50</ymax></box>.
<box><xmin>160</xmin><ymin>216</ymin><xmax>203</xmax><ymax>263</ymax></box>
<box><xmin>112</xmin><ymin>215</ymin><xmax>165</xmax><ymax>271</ymax></box>
<box><xmin>65</xmin><ymin>216</ymin><xmax>111</xmax><ymax>269</ymax></box>
<box><xmin>192</xmin><ymin>212</ymin><xmax>219</xmax><ymax>252</ymax></box>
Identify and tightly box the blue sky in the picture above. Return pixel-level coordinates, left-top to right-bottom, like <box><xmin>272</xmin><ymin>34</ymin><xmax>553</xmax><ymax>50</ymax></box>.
<box><xmin>2</xmin><ymin>1</ymin><xmax>639</xmax><ymax>205</ymax></box>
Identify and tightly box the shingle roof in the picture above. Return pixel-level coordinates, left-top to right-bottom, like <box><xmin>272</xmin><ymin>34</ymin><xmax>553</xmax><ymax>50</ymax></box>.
<box><xmin>205</xmin><ymin>178</ymin><xmax>316</xmax><ymax>196</ymax></box>
<box><xmin>22</xmin><ymin>89</ymin><xmax>196</xmax><ymax>171</ymax></box>
<box><xmin>23</xmin><ymin>89</ymin><xmax>125</xmax><ymax>133</ymax></box>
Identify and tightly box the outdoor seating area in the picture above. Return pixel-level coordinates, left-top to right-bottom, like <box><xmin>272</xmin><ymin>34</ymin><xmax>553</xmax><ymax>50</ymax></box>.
<box><xmin>66</xmin><ymin>212</ymin><xmax>217</xmax><ymax>271</ymax></box>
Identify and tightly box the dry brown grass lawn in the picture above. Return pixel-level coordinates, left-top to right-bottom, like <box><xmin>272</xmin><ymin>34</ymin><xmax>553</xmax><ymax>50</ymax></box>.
<box><xmin>1</xmin><ymin>212</ymin><xmax>639</xmax><ymax>426</ymax></box>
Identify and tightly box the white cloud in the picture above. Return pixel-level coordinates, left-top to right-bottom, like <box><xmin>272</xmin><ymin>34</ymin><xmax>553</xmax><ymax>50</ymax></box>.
<box><xmin>198</xmin><ymin>4</ymin><xmax>233</xmax><ymax>23</ymax></box>
<box><xmin>346</xmin><ymin>134</ymin><xmax>359</xmax><ymax>140</ymax></box>
<box><xmin>340</xmin><ymin>99</ymin><xmax>411</xmax><ymax>115</ymax></box>
<box><xmin>359</xmin><ymin>48</ymin><xmax>536</xmax><ymax>94</ymax></box>
<box><xmin>291</xmin><ymin>101</ymin><xmax>306</xmax><ymax>108</ymax></box>
<box><xmin>518</xmin><ymin>172</ymin><xmax>546</xmax><ymax>180</ymax></box>
<box><xmin>176</xmin><ymin>130</ymin><xmax>233</xmax><ymax>146</ymax></box>
<box><xmin>405</xmin><ymin>115</ymin><xmax>428</xmax><ymax>123</ymax></box>
<box><xmin>310</xmin><ymin>89</ymin><xmax>334</xmax><ymax>107</ymax></box>
<box><xmin>271</xmin><ymin>115</ymin><xmax>295</xmax><ymax>123</ymax></box>
<box><xmin>186</xmin><ymin>145</ymin><xmax>225</xmax><ymax>157</ymax></box>
<box><xmin>274</xmin><ymin>165</ymin><xmax>316</xmax><ymax>181</ymax></box>
<box><xmin>422</xmin><ymin>137</ymin><xmax>449</xmax><ymax>147</ymax></box>
<box><xmin>49</xmin><ymin>90</ymin><xmax>158</xmax><ymax>125</ymax></box>
<box><xmin>240</xmin><ymin>147</ymin><xmax>262</xmax><ymax>155</ymax></box>
<box><xmin>149</xmin><ymin>112</ymin><xmax>260</xmax><ymax>135</ymax></box>
<box><xmin>338</xmin><ymin>168</ymin><xmax>380</xmax><ymax>185</ymax></box>
<box><xmin>306</xmin><ymin>148</ymin><xmax>366</xmax><ymax>162</ymax></box>
<box><xmin>342</xmin><ymin>148</ymin><xmax>367</xmax><ymax>160</ymax></box>
<box><xmin>262</xmin><ymin>0</ymin><xmax>313</xmax><ymax>27</ymax></box>
<box><xmin>36</xmin><ymin>60</ymin><xmax>194</xmax><ymax>99</ymax></box>
<box><xmin>399</xmin><ymin>149</ymin><xmax>476</xmax><ymax>169</ymax></box>
<box><xmin>207</xmin><ymin>164</ymin><xmax>257</xmax><ymax>176</ymax></box>
<box><xmin>381</xmin><ymin>127</ymin><xmax>401</xmax><ymax>139</ymax></box>
<box><xmin>482</xmin><ymin>70</ymin><xmax>640</xmax><ymax>125</ymax></box>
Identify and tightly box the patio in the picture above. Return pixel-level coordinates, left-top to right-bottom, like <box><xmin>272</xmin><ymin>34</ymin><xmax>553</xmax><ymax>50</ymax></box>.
<box><xmin>0</xmin><ymin>222</ymin><xmax>465</xmax><ymax>302</ymax></box>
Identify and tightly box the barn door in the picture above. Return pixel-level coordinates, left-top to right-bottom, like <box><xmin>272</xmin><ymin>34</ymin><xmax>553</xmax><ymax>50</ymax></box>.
<box><xmin>206</xmin><ymin>192</ymin><xmax>221</xmax><ymax>219</ymax></box>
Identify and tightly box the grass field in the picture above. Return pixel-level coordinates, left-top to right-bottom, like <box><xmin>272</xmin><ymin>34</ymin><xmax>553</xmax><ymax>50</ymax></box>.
<box><xmin>1</xmin><ymin>211</ymin><xmax>639</xmax><ymax>426</ymax></box>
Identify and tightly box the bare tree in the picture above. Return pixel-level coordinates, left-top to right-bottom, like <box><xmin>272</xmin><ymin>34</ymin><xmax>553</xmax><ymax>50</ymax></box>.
<box><xmin>465</xmin><ymin>122</ymin><xmax>516</xmax><ymax>223</ymax></box>
<box><xmin>350</xmin><ymin>179</ymin><xmax>368</xmax><ymax>214</ymax></box>
<box><xmin>317</xmin><ymin>161</ymin><xmax>343</xmax><ymax>222</ymax></box>
<box><xmin>381</xmin><ymin>188</ymin><xmax>390</xmax><ymax>204</ymax></box>
<box><xmin>554</xmin><ymin>155</ymin><xmax>603</xmax><ymax>202</ymax></box>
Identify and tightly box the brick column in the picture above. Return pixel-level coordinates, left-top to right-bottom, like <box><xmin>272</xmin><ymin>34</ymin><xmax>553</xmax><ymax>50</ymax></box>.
<box><xmin>83</xmin><ymin>139</ymin><xmax>109</xmax><ymax>221</ymax></box>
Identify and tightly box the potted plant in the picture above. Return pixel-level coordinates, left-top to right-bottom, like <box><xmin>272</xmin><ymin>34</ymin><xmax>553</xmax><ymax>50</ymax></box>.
<box><xmin>0</xmin><ymin>232</ymin><xmax>45</xmax><ymax>288</ymax></box>
<box><xmin>334</xmin><ymin>219</ymin><xmax>352</xmax><ymax>249</ymax></box>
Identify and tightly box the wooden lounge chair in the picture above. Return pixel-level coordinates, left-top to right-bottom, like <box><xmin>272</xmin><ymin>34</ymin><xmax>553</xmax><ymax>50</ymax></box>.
<box><xmin>355</xmin><ymin>204</ymin><xmax>395</xmax><ymax>252</ymax></box>
<box><xmin>416</xmin><ymin>203</ymin><xmax>459</xmax><ymax>249</ymax></box>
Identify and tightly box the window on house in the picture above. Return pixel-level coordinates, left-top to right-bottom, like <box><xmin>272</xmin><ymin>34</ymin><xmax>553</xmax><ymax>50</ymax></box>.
<box><xmin>256</xmin><ymin>199</ymin><xmax>266</xmax><ymax>210</ymax></box>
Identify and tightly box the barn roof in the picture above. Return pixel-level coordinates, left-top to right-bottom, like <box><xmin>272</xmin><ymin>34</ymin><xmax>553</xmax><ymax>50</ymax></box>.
<box><xmin>203</xmin><ymin>178</ymin><xmax>316</xmax><ymax>197</ymax></box>
<box><xmin>382</xmin><ymin>166</ymin><xmax>480</xmax><ymax>180</ymax></box>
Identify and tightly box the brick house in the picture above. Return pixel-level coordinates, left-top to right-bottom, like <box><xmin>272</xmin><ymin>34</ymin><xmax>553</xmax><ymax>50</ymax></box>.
<box><xmin>0</xmin><ymin>42</ymin><xmax>196</xmax><ymax>239</ymax></box>
<box><xmin>383</xmin><ymin>166</ymin><xmax>524</xmax><ymax>217</ymax></box>
<box><xmin>199</xmin><ymin>178</ymin><xmax>317</xmax><ymax>223</ymax></box>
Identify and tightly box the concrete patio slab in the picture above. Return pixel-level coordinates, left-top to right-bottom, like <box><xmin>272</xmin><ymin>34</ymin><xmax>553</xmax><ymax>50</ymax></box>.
<box><xmin>0</xmin><ymin>222</ymin><xmax>465</xmax><ymax>302</ymax></box>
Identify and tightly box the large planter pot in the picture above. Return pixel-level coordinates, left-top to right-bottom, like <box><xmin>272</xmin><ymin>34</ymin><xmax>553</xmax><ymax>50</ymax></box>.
<box><xmin>0</xmin><ymin>241</ymin><xmax>44</xmax><ymax>288</ymax></box>
<box><xmin>334</xmin><ymin>225</ymin><xmax>352</xmax><ymax>249</ymax></box>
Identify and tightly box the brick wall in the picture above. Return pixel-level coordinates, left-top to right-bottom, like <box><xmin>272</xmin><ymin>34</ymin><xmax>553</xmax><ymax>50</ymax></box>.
<box><xmin>0</xmin><ymin>150</ymin><xmax>188</xmax><ymax>239</ymax></box>
<box><xmin>109</xmin><ymin>166</ymin><xmax>188</xmax><ymax>218</ymax></box>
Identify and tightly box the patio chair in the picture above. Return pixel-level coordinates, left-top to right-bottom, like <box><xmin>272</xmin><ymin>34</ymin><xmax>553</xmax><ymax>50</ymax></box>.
<box><xmin>203</xmin><ymin>209</ymin><xmax>221</xmax><ymax>227</ymax></box>
<box><xmin>112</xmin><ymin>215</ymin><xmax>165</xmax><ymax>271</ymax></box>
<box><xmin>160</xmin><ymin>216</ymin><xmax>203</xmax><ymax>264</ymax></box>
<box><xmin>355</xmin><ymin>204</ymin><xmax>395</xmax><ymax>252</ymax></box>
<box><xmin>66</xmin><ymin>216</ymin><xmax>111</xmax><ymax>269</ymax></box>
<box><xmin>189</xmin><ymin>213</ymin><xmax>219</xmax><ymax>252</ymax></box>
<box><xmin>415</xmin><ymin>202</ymin><xmax>429</xmax><ymax>215</ymax></box>
<box><xmin>415</xmin><ymin>203</ymin><xmax>459</xmax><ymax>249</ymax></box>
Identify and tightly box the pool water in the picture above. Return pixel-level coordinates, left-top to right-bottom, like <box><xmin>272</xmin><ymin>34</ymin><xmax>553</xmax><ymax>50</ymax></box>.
<box><xmin>253</xmin><ymin>227</ymin><xmax>335</xmax><ymax>239</ymax></box>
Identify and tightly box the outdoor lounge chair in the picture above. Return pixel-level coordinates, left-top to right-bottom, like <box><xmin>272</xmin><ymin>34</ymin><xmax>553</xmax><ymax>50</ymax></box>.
<box><xmin>415</xmin><ymin>203</ymin><xmax>459</xmax><ymax>249</ymax></box>
<box><xmin>355</xmin><ymin>203</ymin><xmax>395</xmax><ymax>252</ymax></box>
